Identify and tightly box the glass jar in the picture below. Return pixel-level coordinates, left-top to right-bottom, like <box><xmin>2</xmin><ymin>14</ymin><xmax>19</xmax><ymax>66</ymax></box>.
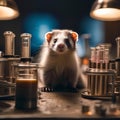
<box><xmin>15</xmin><ymin>63</ymin><xmax>39</xmax><ymax>110</ymax></box>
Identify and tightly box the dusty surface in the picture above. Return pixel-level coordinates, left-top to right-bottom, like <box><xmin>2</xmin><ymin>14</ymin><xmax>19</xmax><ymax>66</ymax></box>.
<box><xmin>0</xmin><ymin>91</ymin><xmax>119</xmax><ymax>119</ymax></box>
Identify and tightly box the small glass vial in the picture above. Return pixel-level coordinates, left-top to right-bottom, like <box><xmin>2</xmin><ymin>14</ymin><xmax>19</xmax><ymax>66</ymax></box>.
<box><xmin>89</xmin><ymin>47</ymin><xmax>96</xmax><ymax>68</ymax></box>
<box><xmin>95</xmin><ymin>46</ymin><xmax>101</xmax><ymax>69</ymax></box>
<box><xmin>15</xmin><ymin>63</ymin><xmax>38</xmax><ymax>110</ymax></box>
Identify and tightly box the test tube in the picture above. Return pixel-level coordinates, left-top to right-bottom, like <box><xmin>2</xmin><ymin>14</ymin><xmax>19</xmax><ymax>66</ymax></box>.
<box><xmin>94</xmin><ymin>46</ymin><xmax>101</xmax><ymax>95</ymax></box>
<box><xmin>99</xmin><ymin>44</ymin><xmax>111</xmax><ymax>95</ymax></box>
<box><xmin>104</xmin><ymin>49</ymin><xmax>110</xmax><ymax>70</ymax></box>
<box><xmin>88</xmin><ymin>47</ymin><xmax>96</xmax><ymax>94</ymax></box>
<box><xmin>100</xmin><ymin>43</ymin><xmax>111</xmax><ymax>70</ymax></box>
<box><xmin>95</xmin><ymin>46</ymin><xmax>101</xmax><ymax>69</ymax></box>
<box><xmin>90</xmin><ymin>47</ymin><xmax>96</xmax><ymax>68</ymax></box>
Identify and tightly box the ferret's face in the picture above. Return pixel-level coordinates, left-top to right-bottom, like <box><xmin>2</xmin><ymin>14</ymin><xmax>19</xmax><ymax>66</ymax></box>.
<box><xmin>45</xmin><ymin>30</ymin><xmax>78</xmax><ymax>54</ymax></box>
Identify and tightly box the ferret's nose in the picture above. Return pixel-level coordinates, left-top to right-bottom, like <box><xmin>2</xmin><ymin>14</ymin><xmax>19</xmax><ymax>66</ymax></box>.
<box><xmin>58</xmin><ymin>44</ymin><xmax>65</xmax><ymax>49</ymax></box>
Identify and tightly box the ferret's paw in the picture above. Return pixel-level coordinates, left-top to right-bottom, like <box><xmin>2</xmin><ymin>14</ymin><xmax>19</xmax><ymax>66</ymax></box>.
<box><xmin>40</xmin><ymin>87</ymin><xmax>54</xmax><ymax>92</ymax></box>
<box><xmin>39</xmin><ymin>87</ymin><xmax>79</xmax><ymax>93</ymax></box>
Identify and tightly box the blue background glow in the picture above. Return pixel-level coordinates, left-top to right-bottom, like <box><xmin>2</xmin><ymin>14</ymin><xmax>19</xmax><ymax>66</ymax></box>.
<box><xmin>23</xmin><ymin>14</ymin><xmax>104</xmax><ymax>57</ymax></box>
<box><xmin>23</xmin><ymin>13</ymin><xmax>59</xmax><ymax>55</ymax></box>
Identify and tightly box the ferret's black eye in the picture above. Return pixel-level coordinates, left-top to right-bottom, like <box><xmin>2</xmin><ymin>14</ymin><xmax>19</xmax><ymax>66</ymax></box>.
<box><xmin>54</xmin><ymin>38</ymin><xmax>57</xmax><ymax>43</ymax></box>
<box><xmin>65</xmin><ymin>38</ymin><xmax>72</xmax><ymax>49</ymax></box>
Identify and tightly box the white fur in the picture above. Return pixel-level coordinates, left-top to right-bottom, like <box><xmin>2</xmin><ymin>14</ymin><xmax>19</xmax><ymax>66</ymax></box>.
<box><xmin>36</xmin><ymin>30</ymin><xmax>85</xmax><ymax>89</ymax></box>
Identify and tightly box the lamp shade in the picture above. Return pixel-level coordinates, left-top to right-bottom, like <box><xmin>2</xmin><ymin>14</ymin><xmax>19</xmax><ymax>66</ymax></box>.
<box><xmin>0</xmin><ymin>0</ymin><xmax>19</xmax><ymax>20</ymax></box>
<box><xmin>90</xmin><ymin>0</ymin><xmax>120</xmax><ymax>21</ymax></box>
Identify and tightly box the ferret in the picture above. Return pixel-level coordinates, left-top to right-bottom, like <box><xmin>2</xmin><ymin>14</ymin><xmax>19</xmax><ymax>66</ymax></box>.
<box><xmin>34</xmin><ymin>29</ymin><xmax>85</xmax><ymax>91</ymax></box>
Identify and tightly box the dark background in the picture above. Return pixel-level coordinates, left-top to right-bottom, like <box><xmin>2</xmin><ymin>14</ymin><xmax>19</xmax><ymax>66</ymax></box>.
<box><xmin>0</xmin><ymin>0</ymin><xmax>120</xmax><ymax>58</ymax></box>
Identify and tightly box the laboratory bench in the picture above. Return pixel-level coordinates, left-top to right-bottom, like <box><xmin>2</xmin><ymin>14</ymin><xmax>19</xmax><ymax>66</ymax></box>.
<box><xmin>0</xmin><ymin>90</ymin><xmax>120</xmax><ymax>120</ymax></box>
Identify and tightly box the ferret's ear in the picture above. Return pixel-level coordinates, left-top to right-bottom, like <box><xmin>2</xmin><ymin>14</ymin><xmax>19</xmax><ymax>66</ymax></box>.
<box><xmin>71</xmin><ymin>32</ymin><xmax>78</xmax><ymax>41</ymax></box>
<box><xmin>45</xmin><ymin>32</ymin><xmax>52</xmax><ymax>42</ymax></box>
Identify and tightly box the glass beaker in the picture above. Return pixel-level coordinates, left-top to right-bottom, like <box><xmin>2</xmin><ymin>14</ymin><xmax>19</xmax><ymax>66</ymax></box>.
<box><xmin>15</xmin><ymin>63</ymin><xmax>38</xmax><ymax>110</ymax></box>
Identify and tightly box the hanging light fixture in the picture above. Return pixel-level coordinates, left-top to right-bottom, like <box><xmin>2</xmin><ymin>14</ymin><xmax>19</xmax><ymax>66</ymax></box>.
<box><xmin>0</xmin><ymin>0</ymin><xmax>19</xmax><ymax>20</ymax></box>
<box><xmin>90</xmin><ymin>0</ymin><xmax>120</xmax><ymax>21</ymax></box>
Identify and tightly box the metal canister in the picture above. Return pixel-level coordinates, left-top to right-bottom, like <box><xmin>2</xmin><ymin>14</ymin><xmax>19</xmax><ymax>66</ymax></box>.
<box><xmin>0</xmin><ymin>51</ymin><xmax>6</xmax><ymax>80</ymax></box>
<box><xmin>4</xmin><ymin>31</ymin><xmax>15</xmax><ymax>56</ymax></box>
<box><xmin>0</xmin><ymin>57</ymin><xmax>7</xmax><ymax>80</ymax></box>
<box><xmin>86</xmin><ymin>69</ymin><xmax>115</xmax><ymax>96</ymax></box>
<box><xmin>115</xmin><ymin>58</ymin><xmax>120</xmax><ymax>80</ymax></box>
<box><xmin>20</xmin><ymin>33</ymin><xmax>32</xmax><ymax>58</ymax></box>
<box><xmin>115</xmin><ymin>37</ymin><xmax>120</xmax><ymax>81</ymax></box>
<box><xmin>116</xmin><ymin>37</ymin><xmax>120</xmax><ymax>58</ymax></box>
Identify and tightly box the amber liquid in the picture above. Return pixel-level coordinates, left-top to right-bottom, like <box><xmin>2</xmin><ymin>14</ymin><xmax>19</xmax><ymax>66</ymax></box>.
<box><xmin>15</xmin><ymin>79</ymin><xmax>37</xmax><ymax>110</ymax></box>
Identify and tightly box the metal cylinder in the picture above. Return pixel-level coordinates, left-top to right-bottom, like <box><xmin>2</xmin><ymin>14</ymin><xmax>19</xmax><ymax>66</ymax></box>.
<box><xmin>20</xmin><ymin>33</ymin><xmax>32</xmax><ymax>58</ymax></box>
<box><xmin>4</xmin><ymin>31</ymin><xmax>15</xmax><ymax>56</ymax></box>
<box><xmin>115</xmin><ymin>37</ymin><xmax>120</xmax><ymax>81</ymax></box>
<box><xmin>86</xmin><ymin>69</ymin><xmax>115</xmax><ymax>96</ymax></box>
<box><xmin>116</xmin><ymin>37</ymin><xmax>120</xmax><ymax>58</ymax></box>
<box><xmin>0</xmin><ymin>58</ymin><xmax>7</xmax><ymax>80</ymax></box>
<box><xmin>115</xmin><ymin>58</ymin><xmax>120</xmax><ymax>80</ymax></box>
<box><xmin>0</xmin><ymin>51</ymin><xmax>5</xmax><ymax>79</ymax></box>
